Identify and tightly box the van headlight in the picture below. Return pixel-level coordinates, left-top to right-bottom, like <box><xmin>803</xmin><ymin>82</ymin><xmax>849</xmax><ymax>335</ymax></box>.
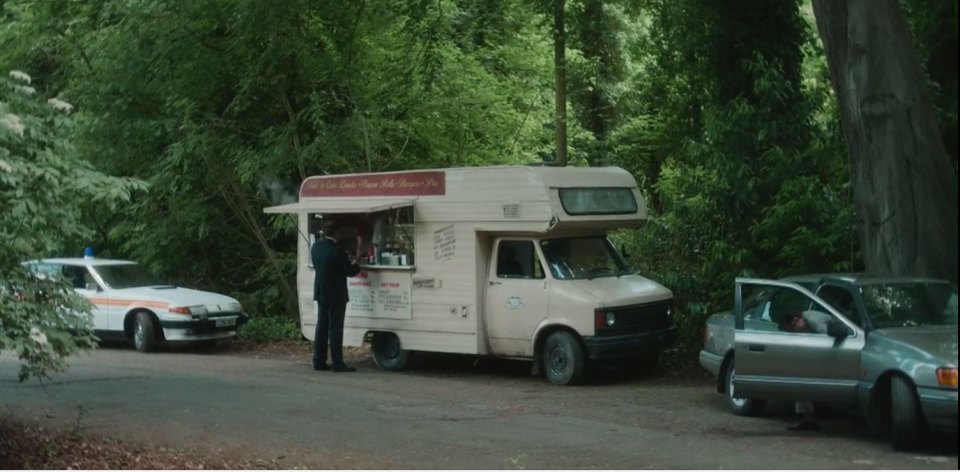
<box><xmin>605</xmin><ymin>312</ymin><xmax>616</xmax><ymax>327</ymax></box>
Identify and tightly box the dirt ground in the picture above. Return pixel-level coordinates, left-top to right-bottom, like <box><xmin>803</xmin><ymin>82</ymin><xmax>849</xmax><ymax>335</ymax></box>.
<box><xmin>1</xmin><ymin>340</ymin><xmax>957</xmax><ymax>469</ymax></box>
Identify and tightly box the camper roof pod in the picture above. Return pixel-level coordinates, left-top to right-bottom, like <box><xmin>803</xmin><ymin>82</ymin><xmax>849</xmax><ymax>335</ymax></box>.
<box><xmin>264</xmin><ymin>166</ymin><xmax>646</xmax><ymax>232</ymax></box>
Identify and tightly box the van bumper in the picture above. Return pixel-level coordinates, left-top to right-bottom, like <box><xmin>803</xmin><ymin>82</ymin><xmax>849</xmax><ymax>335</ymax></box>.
<box><xmin>583</xmin><ymin>327</ymin><xmax>677</xmax><ymax>361</ymax></box>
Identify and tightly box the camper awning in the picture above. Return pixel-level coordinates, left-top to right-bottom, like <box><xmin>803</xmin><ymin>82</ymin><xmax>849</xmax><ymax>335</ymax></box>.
<box><xmin>264</xmin><ymin>198</ymin><xmax>415</xmax><ymax>214</ymax></box>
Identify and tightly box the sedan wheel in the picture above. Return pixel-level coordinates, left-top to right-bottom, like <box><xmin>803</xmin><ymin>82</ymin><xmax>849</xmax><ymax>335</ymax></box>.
<box><xmin>890</xmin><ymin>375</ymin><xmax>923</xmax><ymax>450</ymax></box>
<box><xmin>724</xmin><ymin>360</ymin><xmax>765</xmax><ymax>416</ymax></box>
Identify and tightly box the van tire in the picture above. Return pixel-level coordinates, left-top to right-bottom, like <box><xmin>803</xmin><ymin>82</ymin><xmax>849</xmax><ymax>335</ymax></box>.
<box><xmin>133</xmin><ymin>312</ymin><xmax>160</xmax><ymax>353</ymax></box>
<box><xmin>890</xmin><ymin>375</ymin><xmax>922</xmax><ymax>450</ymax></box>
<box><xmin>724</xmin><ymin>360</ymin><xmax>765</xmax><ymax>416</ymax></box>
<box><xmin>371</xmin><ymin>332</ymin><xmax>413</xmax><ymax>371</ymax></box>
<box><xmin>543</xmin><ymin>331</ymin><xmax>585</xmax><ymax>386</ymax></box>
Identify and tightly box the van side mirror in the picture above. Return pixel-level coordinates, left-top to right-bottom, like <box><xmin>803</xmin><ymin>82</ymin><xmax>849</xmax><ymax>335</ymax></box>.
<box><xmin>620</xmin><ymin>244</ymin><xmax>629</xmax><ymax>259</ymax></box>
<box><xmin>86</xmin><ymin>282</ymin><xmax>101</xmax><ymax>292</ymax></box>
<box><xmin>827</xmin><ymin>319</ymin><xmax>851</xmax><ymax>340</ymax></box>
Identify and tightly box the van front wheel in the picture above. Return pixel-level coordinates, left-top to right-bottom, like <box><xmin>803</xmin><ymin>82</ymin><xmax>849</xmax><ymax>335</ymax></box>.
<box><xmin>371</xmin><ymin>332</ymin><xmax>413</xmax><ymax>371</ymax></box>
<box><xmin>542</xmin><ymin>331</ymin><xmax>585</xmax><ymax>386</ymax></box>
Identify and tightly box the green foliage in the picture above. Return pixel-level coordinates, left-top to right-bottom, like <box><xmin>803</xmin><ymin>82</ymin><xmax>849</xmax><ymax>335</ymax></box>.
<box><xmin>237</xmin><ymin>316</ymin><xmax>301</xmax><ymax>343</ymax></box>
<box><xmin>615</xmin><ymin>0</ymin><xmax>860</xmax><ymax>359</ymax></box>
<box><xmin>0</xmin><ymin>0</ymin><xmax>580</xmax><ymax>322</ymax></box>
<box><xmin>1</xmin><ymin>0</ymin><xmax>955</xmax><ymax>365</ymax></box>
<box><xmin>1</xmin><ymin>70</ymin><xmax>143</xmax><ymax>380</ymax></box>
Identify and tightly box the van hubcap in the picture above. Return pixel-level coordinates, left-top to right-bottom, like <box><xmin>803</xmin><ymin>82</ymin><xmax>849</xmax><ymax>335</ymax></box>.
<box><xmin>548</xmin><ymin>346</ymin><xmax>567</xmax><ymax>374</ymax></box>
<box><xmin>382</xmin><ymin>336</ymin><xmax>400</xmax><ymax>359</ymax></box>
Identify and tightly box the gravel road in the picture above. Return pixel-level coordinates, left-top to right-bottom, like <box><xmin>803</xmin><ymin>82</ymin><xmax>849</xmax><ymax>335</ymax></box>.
<box><xmin>1</xmin><ymin>346</ymin><xmax>956</xmax><ymax>469</ymax></box>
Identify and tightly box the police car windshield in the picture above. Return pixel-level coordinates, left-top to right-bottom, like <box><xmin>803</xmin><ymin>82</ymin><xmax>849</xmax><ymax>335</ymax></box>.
<box><xmin>95</xmin><ymin>263</ymin><xmax>166</xmax><ymax>289</ymax></box>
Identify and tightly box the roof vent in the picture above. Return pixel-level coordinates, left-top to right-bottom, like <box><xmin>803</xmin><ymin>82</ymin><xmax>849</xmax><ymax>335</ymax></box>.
<box><xmin>503</xmin><ymin>203</ymin><xmax>520</xmax><ymax>219</ymax></box>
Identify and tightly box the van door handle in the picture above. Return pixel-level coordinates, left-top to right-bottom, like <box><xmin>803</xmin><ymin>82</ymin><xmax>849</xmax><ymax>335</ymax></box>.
<box><xmin>488</xmin><ymin>281</ymin><xmax>501</xmax><ymax>286</ymax></box>
<box><xmin>747</xmin><ymin>344</ymin><xmax>766</xmax><ymax>352</ymax></box>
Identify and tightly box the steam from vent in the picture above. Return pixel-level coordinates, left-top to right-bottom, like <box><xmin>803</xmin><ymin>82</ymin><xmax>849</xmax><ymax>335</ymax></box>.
<box><xmin>262</xmin><ymin>178</ymin><xmax>297</xmax><ymax>205</ymax></box>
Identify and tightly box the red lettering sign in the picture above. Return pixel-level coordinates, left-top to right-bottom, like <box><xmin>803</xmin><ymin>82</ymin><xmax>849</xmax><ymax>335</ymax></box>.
<box><xmin>300</xmin><ymin>171</ymin><xmax>446</xmax><ymax>197</ymax></box>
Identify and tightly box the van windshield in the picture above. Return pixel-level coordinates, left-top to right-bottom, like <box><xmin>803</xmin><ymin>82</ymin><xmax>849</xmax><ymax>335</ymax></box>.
<box><xmin>539</xmin><ymin>236</ymin><xmax>631</xmax><ymax>280</ymax></box>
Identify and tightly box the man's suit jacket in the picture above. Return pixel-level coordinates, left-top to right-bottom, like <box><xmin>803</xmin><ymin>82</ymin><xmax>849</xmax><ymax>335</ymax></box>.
<box><xmin>312</xmin><ymin>237</ymin><xmax>361</xmax><ymax>304</ymax></box>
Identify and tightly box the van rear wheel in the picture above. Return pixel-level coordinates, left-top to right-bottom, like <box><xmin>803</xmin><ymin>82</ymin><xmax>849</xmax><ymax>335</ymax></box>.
<box><xmin>371</xmin><ymin>332</ymin><xmax>413</xmax><ymax>371</ymax></box>
<box><xmin>542</xmin><ymin>331</ymin><xmax>585</xmax><ymax>386</ymax></box>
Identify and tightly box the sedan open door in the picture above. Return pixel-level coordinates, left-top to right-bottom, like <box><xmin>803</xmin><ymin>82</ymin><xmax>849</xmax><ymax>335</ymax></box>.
<box><xmin>733</xmin><ymin>278</ymin><xmax>864</xmax><ymax>405</ymax></box>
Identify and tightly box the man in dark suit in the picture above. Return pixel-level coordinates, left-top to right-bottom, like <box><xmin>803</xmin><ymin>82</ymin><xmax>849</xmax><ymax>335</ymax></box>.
<box><xmin>313</xmin><ymin>219</ymin><xmax>362</xmax><ymax>372</ymax></box>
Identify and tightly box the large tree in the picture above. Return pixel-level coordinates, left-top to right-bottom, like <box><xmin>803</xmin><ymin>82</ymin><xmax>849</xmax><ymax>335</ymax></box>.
<box><xmin>812</xmin><ymin>0</ymin><xmax>959</xmax><ymax>283</ymax></box>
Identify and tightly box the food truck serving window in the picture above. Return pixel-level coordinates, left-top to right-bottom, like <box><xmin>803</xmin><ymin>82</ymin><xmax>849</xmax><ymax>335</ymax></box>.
<box><xmin>558</xmin><ymin>187</ymin><xmax>638</xmax><ymax>215</ymax></box>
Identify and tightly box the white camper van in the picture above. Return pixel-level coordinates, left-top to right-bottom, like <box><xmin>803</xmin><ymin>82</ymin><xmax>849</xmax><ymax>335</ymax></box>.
<box><xmin>265</xmin><ymin>166</ymin><xmax>675</xmax><ymax>385</ymax></box>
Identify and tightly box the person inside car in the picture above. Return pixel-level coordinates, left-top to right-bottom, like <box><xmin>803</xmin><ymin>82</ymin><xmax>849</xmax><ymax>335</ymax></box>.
<box><xmin>779</xmin><ymin>310</ymin><xmax>821</xmax><ymax>431</ymax></box>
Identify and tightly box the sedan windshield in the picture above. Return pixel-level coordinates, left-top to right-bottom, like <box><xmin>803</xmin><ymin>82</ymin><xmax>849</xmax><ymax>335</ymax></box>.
<box><xmin>860</xmin><ymin>282</ymin><xmax>958</xmax><ymax>329</ymax></box>
<box><xmin>94</xmin><ymin>263</ymin><xmax>167</xmax><ymax>289</ymax></box>
<box><xmin>539</xmin><ymin>236</ymin><xmax>631</xmax><ymax>280</ymax></box>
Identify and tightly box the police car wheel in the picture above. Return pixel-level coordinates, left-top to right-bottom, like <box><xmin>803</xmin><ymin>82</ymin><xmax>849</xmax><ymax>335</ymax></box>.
<box><xmin>133</xmin><ymin>311</ymin><xmax>160</xmax><ymax>353</ymax></box>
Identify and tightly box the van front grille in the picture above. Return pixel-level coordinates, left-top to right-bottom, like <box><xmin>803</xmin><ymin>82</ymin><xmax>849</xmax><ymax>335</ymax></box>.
<box><xmin>598</xmin><ymin>299</ymin><xmax>674</xmax><ymax>336</ymax></box>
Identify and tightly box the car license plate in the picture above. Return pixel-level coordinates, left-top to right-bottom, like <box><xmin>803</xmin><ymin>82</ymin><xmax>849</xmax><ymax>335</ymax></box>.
<box><xmin>215</xmin><ymin>318</ymin><xmax>236</xmax><ymax>328</ymax></box>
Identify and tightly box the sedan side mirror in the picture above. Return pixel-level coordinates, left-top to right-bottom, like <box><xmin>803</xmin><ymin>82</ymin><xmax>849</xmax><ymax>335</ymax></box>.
<box><xmin>827</xmin><ymin>319</ymin><xmax>851</xmax><ymax>339</ymax></box>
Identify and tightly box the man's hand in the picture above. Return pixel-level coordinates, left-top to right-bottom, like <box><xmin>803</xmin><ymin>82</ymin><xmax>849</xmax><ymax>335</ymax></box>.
<box><xmin>355</xmin><ymin>235</ymin><xmax>367</xmax><ymax>262</ymax></box>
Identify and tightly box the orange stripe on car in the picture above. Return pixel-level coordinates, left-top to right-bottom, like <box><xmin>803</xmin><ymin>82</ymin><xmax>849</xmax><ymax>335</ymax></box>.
<box><xmin>85</xmin><ymin>297</ymin><xmax>169</xmax><ymax>309</ymax></box>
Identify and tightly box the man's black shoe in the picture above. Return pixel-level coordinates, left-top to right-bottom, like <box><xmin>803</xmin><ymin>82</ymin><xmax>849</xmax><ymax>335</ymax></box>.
<box><xmin>332</xmin><ymin>365</ymin><xmax>356</xmax><ymax>372</ymax></box>
<box><xmin>313</xmin><ymin>363</ymin><xmax>331</xmax><ymax>371</ymax></box>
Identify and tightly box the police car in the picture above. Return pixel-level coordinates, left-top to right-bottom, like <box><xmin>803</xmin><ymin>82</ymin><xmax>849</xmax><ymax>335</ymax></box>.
<box><xmin>22</xmin><ymin>252</ymin><xmax>247</xmax><ymax>352</ymax></box>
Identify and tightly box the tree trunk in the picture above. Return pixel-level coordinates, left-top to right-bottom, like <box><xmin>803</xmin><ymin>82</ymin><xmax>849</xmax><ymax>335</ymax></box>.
<box><xmin>553</xmin><ymin>0</ymin><xmax>568</xmax><ymax>166</ymax></box>
<box><xmin>812</xmin><ymin>0</ymin><xmax>958</xmax><ymax>283</ymax></box>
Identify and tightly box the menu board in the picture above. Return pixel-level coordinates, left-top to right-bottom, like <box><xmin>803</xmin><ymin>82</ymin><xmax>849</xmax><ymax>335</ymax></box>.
<box><xmin>346</xmin><ymin>270</ymin><xmax>412</xmax><ymax>319</ymax></box>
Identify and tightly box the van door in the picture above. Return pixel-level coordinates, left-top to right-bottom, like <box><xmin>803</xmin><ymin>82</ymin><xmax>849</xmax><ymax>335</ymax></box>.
<box><xmin>484</xmin><ymin>239</ymin><xmax>548</xmax><ymax>357</ymax></box>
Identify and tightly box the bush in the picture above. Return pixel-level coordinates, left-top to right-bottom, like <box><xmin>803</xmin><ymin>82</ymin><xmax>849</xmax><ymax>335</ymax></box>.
<box><xmin>237</xmin><ymin>316</ymin><xmax>301</xmax><ymax>343</ymax></box>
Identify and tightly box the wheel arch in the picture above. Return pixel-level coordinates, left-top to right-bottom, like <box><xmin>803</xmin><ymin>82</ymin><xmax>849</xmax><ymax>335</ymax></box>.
<box><xmin>124</xmin><ymin>308</ymin><xmax>164</xmax><ymax>341</ymax></box>
<box><xmin>718</xmin><ymin>349</ymin><xmax>735</xmax><ymax>394</ymax></box>
<box><xmin>868</xmin><ymin>369</ymin><xmax>916</xmax><ymax>422</ymax></box>
<box><xmin>533</xmin><ymin>323</ymin><xmax>586</xmax><ymax>362</ymax></box>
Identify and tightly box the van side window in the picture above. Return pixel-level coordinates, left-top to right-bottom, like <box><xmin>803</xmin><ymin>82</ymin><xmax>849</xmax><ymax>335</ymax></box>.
<box><xmin>496</xmin><ymin>241</ymin><xmax>544</xmax><ymax>279</ymax></box>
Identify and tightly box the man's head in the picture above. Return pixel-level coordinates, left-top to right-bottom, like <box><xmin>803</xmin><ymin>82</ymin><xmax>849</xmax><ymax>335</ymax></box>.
<box><xmin>784</xmin><ymin>312</ymin><xmax>806</xmax><ymax>333</ymax></box>
<box><xmin>322</xmin><ymin>219</ymin><xmax>349</xmax><ymax>242</ymax></box>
